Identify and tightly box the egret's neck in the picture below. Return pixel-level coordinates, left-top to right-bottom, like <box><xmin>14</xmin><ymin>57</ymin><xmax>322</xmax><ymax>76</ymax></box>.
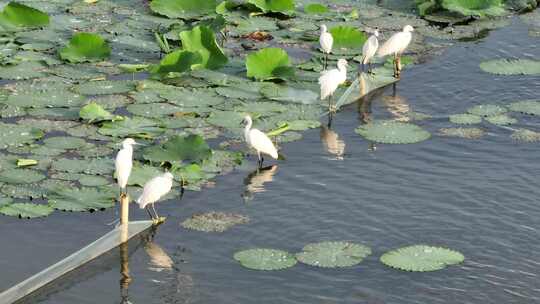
<box><xmin>244</xmin><ymin>119</ymin><xmax>252</xmax><ymax>142</ymax></box>
<box><xmin>338</xmin><ymin>64</ymin><xmax>347</xmax><ymax>74</ymax></box>
<box><xmin>122</xmin><ymin>144</ymin><xmax>133</xmax><ymax>154</ymax></box>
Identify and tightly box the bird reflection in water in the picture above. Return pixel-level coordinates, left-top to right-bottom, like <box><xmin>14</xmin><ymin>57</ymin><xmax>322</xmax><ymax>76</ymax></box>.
<box><xmin>242</xmin><ymin>165</ymin><xmax>278</xmax><ymax>202</ymax></box>
<box><xmin>143</xmin><ymin>234</ymin><xmax>174</xmax><ymax>272</ymax></box>
<box><xmin>382</xmin><ymin>83</ymin><xmax>411</xmax><ymax>122</ymax></box>
<box><xmin>320</xmin><ymin>122</ymin><xmax>345</xmax><ymax>160</ymax></box>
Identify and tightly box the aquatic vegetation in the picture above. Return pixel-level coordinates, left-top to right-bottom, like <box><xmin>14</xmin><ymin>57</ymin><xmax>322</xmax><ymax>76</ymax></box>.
<box><xmin>234</xmin><ymin>249</ymin><xmax>297</xmax><ymax>270</ymax></box>
<box><xmin>439</xmin><ymin>127</ymin><xmax>485</xmax><ymax>139</ymax></box>
<box><xmin>449</xmin><ymin>113</ymin><xmax>482</xmax><ymax>125</ymax></box>
<box><xmin>480</xmin><ymin>59</ymin><xmax>540</xmax><ymax>75</ymax></box>
<box><xmin>0</xmin><ymin>203</ymin><xmax>54</xmax><ymax>219</ymax></box>
<box><xmin>485</xmin><ymin>114</ymin><xmax>517</xmax><ymax>125</ymax></box>
<box><xmin>355</xmin><ymin>121</ymin><xmax>431</xmax><ymax>144</ymax></box>
<box><xmin>143</xmin><ymin>134</ymin><xmax>212</xmax><ymax>165</ymax></box>
<box><xmin>181</xmin><ymin>211</ymin><xmax>249</xmax><ymax>232</ymax></box>
<box><xmin>248</xmin><ymin>0</ymin><xmax>295</xmax><ymax>14</ymax></box>
<box><xmin>508</xmin><ymin>100</ymin><xmax>540</xmax><ymax>115</ymax></box>
<box><xmin>296</xmin><ymin>241</ymin><xmax>372</xmax><ymax>268</ymax></box>
<box><xmin>0</xmin><ymin>2</ymin><xmax>49</xmax><ymax>30</ymax></box>
<box><xmin>179</xmin><ymin>26</ymin><xmax>228</xmax><ymax>70</ymax></box>
<box><xmin>150</xmin><ymin>50</ymin><xmax>202</xmax><ymax>77</ymax></box>
<box><xmin>467</xmin><ymin>104</ymin><xmax>507</xmax><ymax>117</ymax></box>
<box><xmin>329</xmin><ymin>26</ymin><xmax>367</xmax><ymax>50</ymax></box>
<box><xmin>246</xmin><ymin>48</ymin><xmax>294</xmax><ymax>81</ymax></box>
<box><xmin>0</xmin><ymin>169</ymin><xmax>45</xmax><ymax>184</ymax></box>
<box><xmin>0</xmin><ymin>123</ymin><xmax>43</xmax><ymax>149</ymax></box>
<box><xmin>149</xmin><ymin>0</ymin><xmax>219</xmax><ymax>19</ymax></box>
<box><xmin>74</xmin><ymin>80</ymin><xmax>136</xmax><ymax>95</ymax></box>
<box><xmin>304</xmin><ymin>3</ymin><xmax>329</xmax><ymax>14</ymax></box>
<box><xmin>79</xmin><ymin>103</ymin><xmax>122</xmax><ymax>123</ymax></box>
<box><xmin>416</xmin><ymin>0</ymin><xmax>506</xmax><ymax>17</ymax></box>
<box><xmin>98</xmin><ymin>117</ymin><xmax>164</xmax><ymax>138</ymax></box>
<box><xmin>49</xmin><ymin>187</ymin><xmax>116</xmax><ymax>212</ymax></box>
<box><xmin>510</xmin><ymin>128</ymin><xmax>540</xmax><ymax>142</ymax></box>
<box><xmin>59</xmin><ymin>33</ymin><xmax>111</xmax><ymax>63</ymax></box>
<box><xmin>380</xmin><ymin>245</ymin><xmax>464</xmax><ymax>272</ymax></box>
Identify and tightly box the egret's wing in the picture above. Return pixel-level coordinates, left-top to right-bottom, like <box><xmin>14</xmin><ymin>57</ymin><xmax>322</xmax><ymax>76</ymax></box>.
<box><xmin>137</xmin><ymin>176</ymin><xmax>170</xmax><ymax>208</ymax></box>
<box><xmin>115</xmin><ymin>149</ymin><xmax>132</xmax><ymax>188</ymax></box>
<box><xmin>319</xmin><ymin>32</ymin><xmax>333</xmax><ymax>53</ymax></box>
<box><xmin>318</xmin><ymin>69</ymin><xmax>340</xmax><ymax>100</ymax></box>
<box><xmin>249</xmin><ymin>129</ymin><xmax>278</xmax><ymax>159</ymax></box>
<box><xmin>362</xmin><ymin>36</ymin><xmax>379</xmax><ymax>63</ymax></box>
<box><xmin>377</xmin><ymin>32</ymin><xmax>408</xmax><ymax>57</ymax></box>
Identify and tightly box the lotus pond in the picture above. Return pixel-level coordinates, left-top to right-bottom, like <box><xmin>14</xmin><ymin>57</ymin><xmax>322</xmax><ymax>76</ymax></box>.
<box><xmin>0</xmin><ymin>0</ymin><xmax>540</xmax><ymax>303</ymax></box>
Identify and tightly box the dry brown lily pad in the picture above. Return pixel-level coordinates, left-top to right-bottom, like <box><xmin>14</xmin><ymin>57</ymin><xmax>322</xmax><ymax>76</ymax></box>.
<box><xmin>181</xmin><ymin>211</ymin><xmax>249</xmax><ymax>232</ymax></box>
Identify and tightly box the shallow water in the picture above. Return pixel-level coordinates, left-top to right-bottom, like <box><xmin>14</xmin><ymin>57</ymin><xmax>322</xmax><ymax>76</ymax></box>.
<box><xmin>1</xmin><ymin>19</ymin><xmax>540</xmax><ymax>304</ymax></box>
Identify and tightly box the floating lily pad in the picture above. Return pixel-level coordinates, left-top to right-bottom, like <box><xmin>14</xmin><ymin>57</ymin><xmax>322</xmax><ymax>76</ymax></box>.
<box><xmin>73</xmin><ymin>80</ymin><xmax>136</xmax><ymax>95</ymax></box>
<box><xmin>467</xmin><ymin>104</ymin><xmax>507</xmax><ymax>117</ymax></box>
<box><xmin>260</xmin><ymin>83</ymin><xmax>318</xmax><ymax>104</ymax></box>
<box><xmin>99</xmin><ymin>117</ymin><xmax>164</xmax><ymax>138</ymax></box>
<box><xmin>355</xmin><ymin>121</ymin><xmax>431</xmax><ymax>144</ymax></box>
<box><xmin>296</xmin><ymin>241</ymin><xmax>372</xmax><ymax>268</ymax></box>
<box><xmin>49</xmin><ymin>187</ymin><xmax>115</xmax><ymax>212</ymax></box>
<box><xmin>234</xmin><ymin>249</ymin><xmax>297</xmax><ymax>270</ymax></box>
<box><xmin>143</xmin><ymin>134</ymin><xmax>212</xmax><ymax>164</ymax></box>
<box><xmin>49</xmin><ymin>65</ymin><xmax>105</xmax><ymax>80</ymax></box>
<box><xmin>5</xmin><ymin>89</ymin><xmax>85</xmax><ymax>108</ymax></box>
<box><xmin>0</xmin><ymin>168</ymin><xmax>46</xmax><ymax>184</ymax></box>
<box><xmin>150</xmin><ymin>50</ymin><xmax>202</xmax><ymax>77</ymax></box>
<box><xmin>449</xmin><ymin>113</ymin><xmax>482</xmax><ymax>125</ymax></box>
<box><xmin>0</xmin><ymin>203</ymin><xmax>53</xmax><ymax>219</ymax></box>
<box><xmin>380</xmin><ymin>245</ymin><xmax>464</xmax><ymax>272</ymax></box>
<box><xmin>480</xmin><ymin>59</ymin><xmax>540</xmax><ymax>75</ymax></box>
<box><xmin>439</xmin><ymin>127</ymin><xmax>485</xmax><ymax>139</ymax></box>
<box><xmin>80</xmin><ymin>103</ymin><xmax>122</xmax><ymax>123</ymax></box>
<box><xmin>181</xmin><ymin>211</ymin><xmax>249</xmax><ymax>232</ymax></box>
<box><xmin>508</xmin><ymin>100</ymin><xmax>540</xmax><ymax>115</ymax></box>
<box><xmin>330</xmin><ymin>26</ymin><xmax>367</xmax><ymax>50</ymax></box>
<box><xmin>150</xmin><ymin>0</ymin><xmax>218</xmax><ymax>19</ymax></box>
<box><xmin>511</xmin><ymin>128</ymin><xmax>540</xmax><ymax>142</ymax></box>
<box><xmin>441</xmin><ymin>0</ymin><xmax>506</xmax><ymax>17</ymax></box>
<box><xmin>304</xmin><ymin>3</ymin><xmax>329</xmax><ymax>14</ymax></box>
<box><xmin>43</xmin><ymin>136</ymin><xmax>87</xmax><ymax>150</ymax></box>
<box><xmin>0</xmin><ymin>122</ymin><xmax>44</xmax><ymax>149</ymax></box>
<box><xmin>485</xmin><ymin>114</ymin><xmax>517</xmax><ymax>125</ymax></box>
<box><xmin>0</xmin><ymin>61</ymin><xmax>47</xmax><ymax>80</ymax></box>
<box><xmin>59</xmin><ymin>32</ymin><xmax>111</xmax><ymax>63</ymax></box>
<box><xmin>51</xmin><ymin>158</ymin><xmax>114</xmax><ymax>175</ymax></box>
<box><xmin>0</xmin><ymin>2</ymin><xmax>49</xmax><ymax>29</ymax></box>
<box><xmin>246</xmin><ymin>48</ymin><xmax>294</xmax><ymax>81</ymax></box>
<box><xmin>180</xmin><ymin>25</ymin><xmax>227</xmax><ymax>70</ymax></box>
<box><xmin>248</xmin><ymin>0</ymin><xmax>295</xmax><ymax>14</ymax></box>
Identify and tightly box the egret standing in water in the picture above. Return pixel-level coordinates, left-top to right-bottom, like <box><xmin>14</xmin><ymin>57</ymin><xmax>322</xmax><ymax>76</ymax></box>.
<box><xmin>137</xmin><ymin>172</ymin><xmax>174</xmax><ymax>223</ymax></box>
<box><xmin>319</xmin><ymin>58</ymin><xmax>348</xmax><ymax>112</ymax></box>
<box><xmin>377</xmin><ymin>25</ymin><xmax>414</xmax><ymax>78</ymax></box>
<box><xmin>319</xmin><ymin>24</ymin><xmax>333</xmax><ymax>70</ymax></box>
<box><xmin>361</xmin><ymin>29</ymin><xmax>379</xmax><ymax>74</ymax></box>
<box><xmin>115</xmin><ymin>138</ymin><xmax>139</xmax><ymax>197</ymax></box>
<box><xmin>242</xmin><ymin>115</ymin><xmax>278</xmax><ymax>168</ymax></box>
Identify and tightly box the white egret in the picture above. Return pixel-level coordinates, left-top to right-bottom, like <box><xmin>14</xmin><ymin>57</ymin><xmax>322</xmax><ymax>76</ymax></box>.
<box><xmin>242</xmin><ymin>115</ymin><xmax>278</xmax><ymax>168</ymax></box>
<box><xmin>319</xmin><ymin>58</ymin><xmax>348</xmax><ymax>112</ymax></box>
<box><xmin>115</xmin><ymin>138</ymin><xmax>139</xmax><ymax>196</ymax></box>
<box><xmin>377</xmin><ymin>25</ymin><xmax>413</xmax><ymax>78</ymax></box>
<box><xmin>136</xmin><ymin>172</ymin><xmax>174</xmax><ymax>222</ymax></box>
<box><xmin>319</xmin><ymin>24</ymin><xmax>333</xmax><ymax>70</ymax></box>
<box><xmin>361</xmin><ymin>29</ymin><xmax>379</xmax><ymax>74</ymax></box>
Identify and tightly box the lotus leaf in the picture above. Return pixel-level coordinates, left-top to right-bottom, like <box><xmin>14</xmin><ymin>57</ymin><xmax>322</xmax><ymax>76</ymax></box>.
<box><xmin>130</xmin><ymin>91</ymin><xmax>165</xmax><ymax>104</ymax></box>
<box><xmin>439</xmin><ymin>127</ymin><xmax>485</xmax><ymax>139</ymax></box>
<box><xmin>99</xmin><ymin>117</ymin><xmax>164</xmax><ymax>138</ymax></box>
<box><xmin>126</xmin><ymin>103</ymin><xmax>183</xmax><ymax>118</ymax></box>
<box><xmin>234</xmin><ymin>248</ymin><xmax>297</xmax><ymax>270</ymax></box>
<box><xmin>215</xmin><ymin>87</ymin><xmax>261</xmax><ymax>100</ymax></box>
<box><xmin>508</xmin><ymin>100</ymin><xmax>540</xmax><ymax>115</ymax></box>
<box><xmin>59</xmin><ymin>32</ymin><xmax>111</xmax><ymax>63</ymax></box>
<box><xmin>0</xmin><ymin>203</ymin><xmax>53</xmax><ymax>219</ymax></box>
<box><xmin>49</xmin><ymin>65</ymin><xmax>105</xmax><ymax>80</ymax></box>
<box><xmin>80</xmin><ymin>103</ymin><xmax>122</xmax><ymax>123</ymax></box>
<box><xmin>43</xmin><ymin>136</ymin><xmax>87</xmax><ymax>150</ymax></box>
<box><xmin>0</xmin><ymin>61</ymin><xmax>47</xmax><ymax>80</ymax></box>
<box><xmin>296</xmin><ymin>241</ymin><xmax>372</xmax><ymax>268</ymax></box>
<box><xmin>248</xmin><ymin>0</ymin><xmax>295</xmax><ymax>14</ymax></box>
<box><xmin>143</xmin><ymin>134</ymin><xmax>212</xmax><ymax>164</ymax></box>
<box><xmin>380</xmin><ymin>245</ymin><xmax>464</xmax><ymax>272</ymax></box>
<box><xmin>49</xmin><ymin>187</ymin><xmax>115</xmax><ymax>212</ymax></box>
<box><xmin>5</xmin><ymin>89</ymin><xmax>85</xmax><ymax>108</ymax></box>
<box><xmin>0</xmin><ymin>195</ymin><xmax>13</xmax><ymax>206</ymax></box>
<box><xmin>181</xmin><ymin>211</ymin><xmax>249</xmax><ymax>232</ymax></box>
<box><xmin>304</xmin><ymin>3</ymin><xmax>328</xmax><ymax>14</ymax></box>
<box><xmin>467</xmin><ymin>104</ymin><xmax>507</xmax><ymax>117</ymax></box>
<box><xmin>150</xmin><ymin>0</ymin><xmax>218</xmax><ymax>19</ymax></box>
<box><xmin>0</xmin><ymin>168</ymin><xmax>46</xmax><ymax>184</ymax></box>
<box><xmin>279</xmin><ymin>120</ymin><xmax>321</xmax><ymax>131</ymax></box>
<box><xmin>174</xmin><ymin>163</ymin><xmax>213</xmax><ymax>190</ymax></box>
<box><xmin>28</xmin><ymin>107</ymin><xmax>81</xmax><ymax>120</ymax></box>
<box><xmin>151</xmin><ymin>50</ymin><xmax>202</xmax><ymax>77</ymax></box>
<box><xmin>73</xmin><ymin>80</ymin><xmax>136</xmax><ymax>95</ymax></box>
<box><xmin>246</xmin><ymin>48</ymin><xmax>294</xmax><ymax>81</ymax></box>
<box><xmin>51</xmin><ymin>158</ymin><xmax>114</xmax><ymax>175</ymax></box>
<box><xmin>233</xmin><ymin>17</ymin><xmax>278</xmax><ymax>35</ymax></box>
<box><xmin>441</xmin><ymin>0</ymin><xmax>505</xmax><ymax>17</ymax></box>
<box><xmin>201</xmin><ymin>150</ymin><xmax>242</xmax><ymax>173</ymax></box>
<box><xmin>511</xmin><ymin>128</ymin><xmax>540</xmax><ymax>142</ymax></box>
<box><xmin>330</xmin><ymin>26</ymin><xmax>367</xmax><ymax>50</ymax></box>
<box><xmin>355</xmin><ymin>121</ymin><xmax>431</xmax><ymax>144</ymax></box>
<box><xmin>480</xmin><ymin>59</ymin><xmax>540</xmax><ymax>75</ymax></box>
<box><xmin>206</xmin><ymin>111</ymin><xmax>245</xmax><ymax>129</ymax></box>
<box><xmin>31</xmin><ymin>145</ymin><xmax>65</xmax><ymax>156</ymax></box>
<box><xmin>16</xmin><ymin>159</ymin><xmax>37</xmax><ymax>167</ymax></box>
<box><xmin>0</xmin><ymin>122</ymin><xmax>44</xmax><ymax>149</ymax></box>
<box><xmin>449</xmin><ymin>113</ymin><xmax>482</xmax><ymax>125</ymax></box>
<box><xmin>0</xmin><ymin>2</ymin><xmax>49</xmax><ymax>29</ymax></box>
<box><xmin>179</xmin><ymin>26</ymin><xmax>227</xmax><ymax>70</ymax></box>
<box><xmin>53</xmin><ymin>172</ymin><xmax>110</xmax><ymax>187</ymax></box>
<box><xmin>485</xmin><ymin>114</ymin><xmax>517</xmax><ymax>125</ymax></box>
<box><xmin>259</xmin><ymin>83</ymin><xmax>318</xmax><ymax>104</ymax></box>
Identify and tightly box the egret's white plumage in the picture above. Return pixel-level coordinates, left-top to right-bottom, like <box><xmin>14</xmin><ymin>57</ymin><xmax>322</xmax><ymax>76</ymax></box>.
<box><xmin>137</xmin><ymin>172</ymin><xmax>173</xmax><ymax>220</ymax></box>
<box><xmin>319</xmin><ymin>59</ymin><xmax>348</xmax><ymax>101</ymax></box>
<box><xmin>243</xmin><ymin>115</ymin><xmax>278</xmax><ymax>167</ymax></box>
<box><xmin>377</xmin><ymin>25</ymin><xmax>413</xmax><ymax>57</ymax></box>
<box><xmin>362</xmin><ymin>30</ymin><xmax>379</xmax><ymax>67</ymax></box>
<box><xmin>319</xmin><ymin>24</ymin><xmax>333</xmax><ymax>54</ymax></box>
<box><xmin>115</xmin><ymin>138</ymin><xmax>137</xmax><ymax>193</ymax></box>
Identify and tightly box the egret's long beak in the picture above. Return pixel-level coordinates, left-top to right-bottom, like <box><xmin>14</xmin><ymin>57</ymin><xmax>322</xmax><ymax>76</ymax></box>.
<box><xmin>240</xmin><ymin>119</ymin><xmax>246</xmax><ymax>125</ymax></box>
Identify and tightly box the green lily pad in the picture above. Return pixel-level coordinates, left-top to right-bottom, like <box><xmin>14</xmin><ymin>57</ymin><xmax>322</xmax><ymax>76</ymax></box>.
<box><xmin>508</xmin><ymin>100</ymin><xmax>540</xmax><ymax>115</ymax></box>
<box><xmin>150</xmin><ymin>50</ymin><xmax>202</xmax><ymax>77</ymax></box>
<box><xmin>485</xmin><ymin>114</ymin><xmax>517</xmax><ymax>125</ymax></box>
<box><xmin>441</xmin><ymin>0</ymin><xmax>506</xmax><ymax>17</ymax></box>
<box><xmin>98</xmin><ymin>117</ymin><xmax>164</xmax><ymax>138</ymax></box>
<box><xmin>0</xmin><ymin>123</ymin><xmax>44</xmax><ymax>149</ymax></box>
<box><xmin>5</xmin><ymin>88</ymin><xmax>85</xmax><ymax>108</ymax></box>
<box><xmin>49</xmin><ymin>65</ymin><xmax>105</xmax><ymax>80</ymax></box>
<box><xmin>59</xmin><ymin>32</ymin><xmax>111</xmax><ymax>63</ymax></box>
<box><xmin>150</xmin><ymin>0</ymin><xmax>218</xmax><ymax>19</ymax></box>
<box><xmin>246</xmin><ymin>48</ymin><xmax>294</xmax><ymax>81</ymax></box>
<box><xmin>248</xmin><ymin>0</ymin><xmax>295</xmax><ymax>14</ymax></box>
<box><xmin>279</xmin><ymin>120</ymin><xmax>321</xmax><ymax>131</ymax></box>
<box><xmin>179</xmin><ymin>25</ymin><xmax>227</xmax><ymax>70</ymax></box>
<box><xmin>51</xmin><ymin>158</ymin><xmax>114</xmax><ymax>175</ymax></box>
<box><xmin>511</xmin><ymin>128</ymin><xmax>540</xmax><ymax>142</ymax></box>
<box><xmin>80</xmin><ymin>103</ymin><xmax>122</xmax><ymax>123</ymax></box>
<box><xmin>304</xmin><ymin>3</ymin><xmax>329</xmax><ymax>14</ymax></box>
<box><xmin>215</xmin><ymin>86</ymin><xmax>261</xmax><ymax>100</ymax></box>
<box><xmin>73</xmin><ymin>80</ymin><xmax>136</xmax><ymax>95</ymax></box>
<box><xmin>181</xmin><ymin>211</ymin><xmax>249</xmax><ymax>232</ymax></box>
<box><xmin>0</xmin><ymin>2</ymin><xmax>49</xmax><ymax>29</ymax></box>
<box><xmin>0</xmin><ymin>168</ymin><xmax>46</xmax><ymax>184</ymax></box>
<box><xmin>0</xmin><ymin>61</ymin><xmax>47</xmax><ymax>80</ymax></box>
<box><xmin>296</xmin><ymin>241</ymin><xmax>372</xmax><ymax>268</ymax></box>
<box><xmin>43</xmin><ymin>136</ymin><xmax>87</xmax><ymax>150</ymax></box>
<box><xmin>259</xmin><ymin>83</ymin><xmax>318</xmax><ymax>104</ymax></box>
<box><xmin>380</xmin><ymin>245</ymin><xmax>464</xmax><ymax>272</ymax></box>
<box><xmin>467</xmin><ymin>104</ymin><xmax>507</xmax><ymax>117</ymax></box>
<box><xmin>439</xmin><ymin>127</ymin><xmax>485</xmax><ymax>139</ymax></box>
<box><xmin>330</xmin><ymin>26</ymin><xmax>367</xmax><ymax>50</ymax></box>
<box><xmin>49</xmin><ymin>187</ymin><xmax>116</xmax><ymax>212</ymax></box>
<box><xmin>126</xmin><ymin>103</ymin><xmax>183</xmax><ymax>118</ymax></box>
<box><xmin>480</xmin><ymin>59</ymin><xmax>540</xmax><ymax>75</ymax></box>
<box><xmin>143</xmin><ymin>134</ymin><xmax>212</xmax><ymax>164</ymax></box>
<box><xmin>52</xmin><ymin>172</ymin><xmax>110</xmax><ymax>187</ymax></box>
<box><xmin>449</xmin><ymin>113</ymin><xmax>482</xmax><ymax>125</ymax></box>
<box><xmin>234</xmin><ymin>249</ymin><xmax>297</xmax><ymax>270</ymax></box>
<box><xmin>355</xmin><ymin>121</ymin><xmax>431</xmax><ymax>144</ymax></box>
<box><xmin>0</xmin><ymin>203</ymin><xmax>53</xmax><ymax>219</ymax></box>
